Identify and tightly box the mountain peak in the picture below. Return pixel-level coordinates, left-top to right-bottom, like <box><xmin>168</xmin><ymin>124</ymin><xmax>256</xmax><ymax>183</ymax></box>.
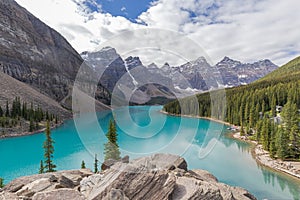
<box><xmin>147</xmin><ymin>63</ymin><xmax>158</xmax><ymax>69</ymax></box>
<box><xmin>101</xmin><ymin>46</ymin><xmax>115</xmax><ymax>51</ymax></box>
<box><xmin>195</xmin><ymin>56</ymin><xmax>207</xmax><ymax>62</ymax></box>
<box><xmin>217</xmin><ymin>56</ymin><xmax>241</xmax><ymax>66</ymax></box>
<box><xmin>125</xmin><ymin>56</ymin><xmax>143</xmax><ymax>70</ymax></box>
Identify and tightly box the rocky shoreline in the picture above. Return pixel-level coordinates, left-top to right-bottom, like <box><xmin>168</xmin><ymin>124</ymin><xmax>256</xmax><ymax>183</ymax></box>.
<box><xmin>159</xmin><ymin>110</ymin><xmax>232</xmax><ymax>126</ymax></box>
<box><xmin>0</xmin><ymin>154</ymin><xmax>256</xmax><ymax>200</ymax></box>
<box><xmin>0</xmin><ymin>121</ymin><xmax>64</xmax><ymax>139</ymax></box>
<box><xmin>232</xmin><ymin>132</ymin><xmax>300</xmax><ymax>180</ymax></box>
<box><xmin>161</xmin><ymin>110</ymin><xmax>300</xmax><ymax>181</ymax></box>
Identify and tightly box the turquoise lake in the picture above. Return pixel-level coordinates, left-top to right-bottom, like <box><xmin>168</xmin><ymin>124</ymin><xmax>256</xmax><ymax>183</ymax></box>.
<box><xmin>1</xmin><ymin>106</ymin><xmax>300</xmax><ymax>199</ymax></box>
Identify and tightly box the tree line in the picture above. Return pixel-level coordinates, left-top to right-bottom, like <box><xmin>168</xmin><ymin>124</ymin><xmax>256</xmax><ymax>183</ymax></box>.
<box><xmin>0</xmin><ymin>97</ymin><xmax>59</xmax><ymax>132</ymax></box>
<box><xmin>164</xmin><ymin>62</ymin><xmax>300</xmax><ymax>160</ymax></box>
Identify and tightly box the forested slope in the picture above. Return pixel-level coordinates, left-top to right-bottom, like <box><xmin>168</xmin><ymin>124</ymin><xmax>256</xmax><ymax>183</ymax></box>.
<box><xmin>163</xmin><ymin>56</ymin><xmax>300</xmax><ymax>160</ymax></box>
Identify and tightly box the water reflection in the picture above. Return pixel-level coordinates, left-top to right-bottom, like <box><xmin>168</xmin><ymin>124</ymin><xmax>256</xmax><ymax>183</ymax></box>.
<box><xmin>260</xmin><ymin>165</ymin><xmax>300</xmax><ymax>200</ymax></box>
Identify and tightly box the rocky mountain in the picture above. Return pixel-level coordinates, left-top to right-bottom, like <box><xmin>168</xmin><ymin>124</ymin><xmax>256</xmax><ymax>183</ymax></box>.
<box><xmin>81</xmin><ymin>48</ymin><xmax>176</xmax><ymax>105</ymax></box>
<box><xmin>1</xmin><ymin>154</ymin><xmax>256</xmax><ymax>200</ymax></box>
<box><xmin>0</xmin><ymin>0</ymin><xmax>110</xmax><ymax>110</ymax></box>
<box><xmin>161</xmin><ymin>56</ymin><xmax>278</xmax><ymax>91</ymax></box>
<box><xmin>215</xmin><ymin>57</ymin><xmax>278</xmax><ymax>87</ymax></box>
<box><xmin>82</xmin><ymin>47</ymin><xmax>278</xmax><ymax>102</ymax></box>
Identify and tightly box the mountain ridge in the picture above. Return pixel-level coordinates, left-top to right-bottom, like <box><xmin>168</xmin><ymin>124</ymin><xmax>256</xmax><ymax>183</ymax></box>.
<box><xmin>0</xmin><ymin>0</ymin><xmax>111</xmax><ymax>111</ymax></box>
<box><xmin>83</xmin><ymin>47</ymin><xmax>278</xmax><ymax>94</ymax></box>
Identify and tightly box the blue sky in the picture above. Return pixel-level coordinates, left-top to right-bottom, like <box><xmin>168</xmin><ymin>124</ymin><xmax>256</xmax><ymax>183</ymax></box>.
<box><xmin>90</xmin><ymin>0</ymin><xmax>154</xmax><ymax>21</ymax></box>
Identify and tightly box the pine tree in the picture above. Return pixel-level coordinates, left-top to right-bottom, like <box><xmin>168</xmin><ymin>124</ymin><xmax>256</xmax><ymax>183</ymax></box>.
<box><xmin>104</xmin><ymin>120</ymin><xmax>121</xmax><ymax>161</ymax></box>
<box><xmin>0</xmin><ymin>105</ymin><xmax>3</xmax><ymax>117</ymax></box>
<box><xmin>0</xmin><ymin>177</ymin><xmax>4</xmax><ymax>188</ymax></box>
<box><xmin>39</xmin><ymin>160</ymin><xmax>44</xmax><ymax>174</ymax></box>
<box><xmin>43</xmin><ymin>121</ymin><xmax>56</xmax><ymax>172</ymax></box>
<box><xmin>240</xmin><ymin>121</ymin><xmax>245</xmax><ymax>136</ymax></box>
<box><xmin>261</xmin><ymin>100</ymin><xmax>266</xmax><ymax>116</ymax></box>
<box><xmin>269</xmin><ymin>122</ymin><xmax>276</xmax><ymax>158</ymax></box>
<box><xmin>271</xmin><ymin>94</ymin><xmax>277</xmax><ymax>117</ymax></box>
<box><xmin>261</xmin><ymin>118</ymin><xmax>270</xmax><ymax>150</ymax></box>
<box><xmin>249</xmin><ymin>101</ymin><xmax>255</xmax><ymax>128</ymax></box>
<box><xmin>5</xmin><ymin>101</ymin><xmax>9</xmax><ymax>117</ymax></box>
<box><xmin>94</xmin><ymin>154</ymin><xmax>98</xmax><ymax>173</ymax></box>
<box><xmin>276</xmin><ymin>127</ymin><xmax>287</xmax><ymax>159</ymax></box>
<box><xmin>81</xmin><ymin>160</ymin><xmax>86</xmax><ymax>169</ymax></box>
<box><xmin>281</xmin><ymin>98</ymin><xmax>300</xmax><ymax>158</ymax></box>
<box><xmin>29</xmin><ymin>118</ymin><xmax>34</xmax><ymax>132</ymax></box>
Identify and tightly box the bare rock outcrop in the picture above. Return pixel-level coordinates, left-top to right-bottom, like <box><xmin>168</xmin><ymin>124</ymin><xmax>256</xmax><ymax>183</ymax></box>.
<box><xmin>3</xmin><ymin>169</ymin><xmax>92</xmax><ymax>199</ymax></box>
<box><xmin>80</xmin><ymin>154</ymin><xmax>255</xmax><ymax>200</ymax></box>
<box><xmin>1</xmin><ymin>154</ymin><xmax>256</xmax><ymax>200</ymax></box>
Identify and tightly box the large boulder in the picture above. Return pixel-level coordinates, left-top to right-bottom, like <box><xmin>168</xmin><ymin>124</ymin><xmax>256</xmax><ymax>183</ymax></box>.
<box><xmin>2</xmin><ymin>154</ymin><xmax>256</xmax><ymax>200</ymax></box>
<box><xmin>3</xmin><ymin>169</ymin><xmax>92</xmax><ymax>198</ymax></box>
<box><xmin>32</xmin><ymin>188</ymin><xmax>85</xmax><ymax>200</ymax></box>
<box><xmin>80</xmin><ymin>154</ymin><xmax>256</xmax><ymax>200</ymax></box>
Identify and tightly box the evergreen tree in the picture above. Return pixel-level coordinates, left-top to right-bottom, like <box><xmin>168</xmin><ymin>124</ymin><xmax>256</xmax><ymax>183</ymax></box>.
<box><xmin>276</xmin><ymin>127</ymin><xmax>288</xmax><ymax>159</ymax></box>
<box><xmin>94</xmin><ymin>154</ymin><xmax>98</xmax><ymax>173</ymax></box>
<box><xmin>271</xmin><ymin>94</ymin><xmax>277</xmax><ymax>117</ymax></box>
<box><xmin>255</xmin><ymin>120</ymin><xmax>262</xmax><ymax>141</ymax></box>
<box><xmin>269</xmin><ymin>122</ymin><xmax>276</xmax><ymax>158</ymax></box>
<box><xmin>249</xmin><ymin>101</ymin><xmax>255</xmax><ymax>128</ymax></box>
<box><xmin>281</xmin><ymin>98</ymin><xmax>300</xmax><ymax>158</ymax></box>
<box><xmin>5</xmin><ymin>101</ymin><xmax>9</xmax><ymax>117</ymax></box>
<box><xmin>0</xmin><ymin>177</ymin><xmax>4</xmax><ymax>188</ymax></box>
<box><xmin>104</xmin><ymin>120</ymin><xmax>121</xmax><ymax>161</ymax></box>
<box><xmin>240</xmin><ymin>121</ymin><xmax>245</xmax><ymax>136</ymax></box>
<box><xmin>39</xmin><ymin>160</ymin><xmax>44</xmax><ymax>174</ymax></box>
<box><xmin>81</xmin><ymin>160</ymin><xmax>86</xmax><ymax>169</ymax></box>
<box><xmin>261</xmin><ymin>118</ymin><xmax>270</xmax><ymax>150</ymax></box>
<box><xmin>261</xmin><ymin>100</ymin><xmax>266</xmax><ymax>116</ymax></box>
<box><xmin>43</xmin><ymin>121</ymin><xmax>56</xmax><ymax>172</ymax></box>
<box><xmin>29</xmin><ymin>118</ymin><xmax>34</xmax><ymax>132</ymax></box>
<box><xmin>0</xmin><ymin>105</ymin><xmax>3</xmax><ymax>117</ymax></box>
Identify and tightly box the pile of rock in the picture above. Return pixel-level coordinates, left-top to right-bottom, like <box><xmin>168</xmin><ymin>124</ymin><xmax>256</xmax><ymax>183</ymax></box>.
<box><xmin>1</xmin><ymin>154</ymin><xmax>256</xmax><ymax>200</ymax></box>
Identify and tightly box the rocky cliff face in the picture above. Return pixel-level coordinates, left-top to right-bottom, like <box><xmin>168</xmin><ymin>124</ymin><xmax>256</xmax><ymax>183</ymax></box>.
<box><xmin>215</xmin><ymin>57</ymin><xmax>278</xmax><ymax>87</ymax></box>
<box><xmin>162</xmin><ymin>56</ymin><xmax>278</xmax><ymax>91</ymax></box>
<box><xmin>0</xmin><ymin>0</ymin><xmax>110</xmax><ymax>109</ymax></box>
<box><xmin>81</xmin><ymin>48</ymin><xmax>176</xmax><ymax>105</ymax></box>
<box><xmin>1</xmin><ymin>154</ymin><xmax>256</xmax><ymax>200</ymax></box>
<box><xmin>82</xmin><ymin>47</ymin><xmax>278</xmax><ymax>98</ymax></box>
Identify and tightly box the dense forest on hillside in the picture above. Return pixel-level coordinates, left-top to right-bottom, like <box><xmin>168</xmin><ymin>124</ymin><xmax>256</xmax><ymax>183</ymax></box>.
<box><xmin>164</xmin><ymin>56</ymin><xmax>300</xmax><ymax>160</ymax></box>
<box><xmin>0</xmin><ymin>97</ymin><xmax>59</xmax><ymax>136</ymax></box>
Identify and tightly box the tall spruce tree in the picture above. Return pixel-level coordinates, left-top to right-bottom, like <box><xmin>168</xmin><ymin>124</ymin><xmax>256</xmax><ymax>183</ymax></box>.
<box><xmin>94</xmin><ymin>154</ymin><xmax>98</xmax><ymax>173</ymax></box>
<box><xmin>5</xmin><ymin>101</ymin><xmax>9</xmax><ymax>117</ymax></box>
<box><xmin>104</xmin><ymin>119</ymin><xmax>121</xmax><ymax>161</ymax></box>
<box><xmin>43</xmin><ymin>121</ymin><xmax>56</xmax><ymax>172</ymax></box>
<box><xmin>271</xmin><ymin>94</ymin><xmax>277</xmax><ymax>117</ymax></box>
<box><xmin>0</xmin><ymin>105</ymin><xmax>3</xmax><ymax>117</ymax></box>
<box><xmin>276</xmin><ymin>127</ymin><xmax>288</xmax><ymax>159</ymax></box>
<box><xmin>0</xmin><ymin>177</ymin><xmax>4</xmax><ymax>188</ymax></box>
<box><xmin>281</xmin><ymin>98</ymin><xmax>300</xmax><ymax>158</ymax></box>
<box><xmin>39</xmin><ymin>160</ymin><xmax>44</xmax><ymax>174</ymax></box>
<box><xmin>81</xmin><ymin>160</ymin><xmax>86</xmax><ymax>169</ymax></box>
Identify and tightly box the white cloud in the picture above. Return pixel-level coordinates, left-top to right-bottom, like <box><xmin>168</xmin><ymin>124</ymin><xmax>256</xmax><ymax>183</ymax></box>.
<box><xmin>15</xmin><ymin>0</ymin><xmax>300</xmax><ymax>66</ymax></box>
<box><xmin>121</xmin><ymin>6</ymin><xmax>126</xmax><ymax>12</ymax></box>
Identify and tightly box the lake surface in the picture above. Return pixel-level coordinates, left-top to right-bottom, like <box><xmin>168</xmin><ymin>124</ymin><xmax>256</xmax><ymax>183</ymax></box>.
<box><xmin>1</xmin><ymin>106</ymin><xmax>300</xmax><ymax>199</ymax></box>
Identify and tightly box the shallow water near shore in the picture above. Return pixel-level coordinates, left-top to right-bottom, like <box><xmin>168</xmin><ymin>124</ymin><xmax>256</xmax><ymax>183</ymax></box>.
<box><xmin>1</xmin><ymin>106</ymin><xmax>300</xmax><ymax>199</ymax></box>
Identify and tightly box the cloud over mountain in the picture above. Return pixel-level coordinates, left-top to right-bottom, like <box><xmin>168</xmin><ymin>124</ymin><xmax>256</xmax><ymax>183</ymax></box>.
<box><xmin>16</xmin><ymin>0</ymin><xmax>300</xmax><ymax>66</ymax></box>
